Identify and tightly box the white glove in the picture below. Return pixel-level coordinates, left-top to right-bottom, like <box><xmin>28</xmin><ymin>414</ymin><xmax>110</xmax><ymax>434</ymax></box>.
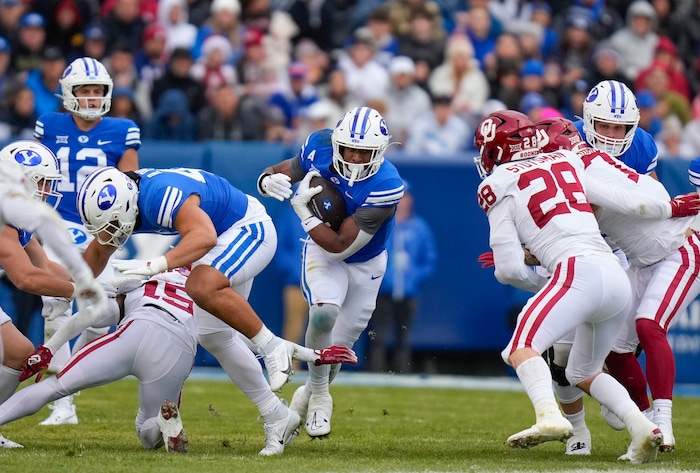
<box><xmin>112</xmin><ymin>255</ymin><xmax>168</xmax><ymax>276</ymax></box>
<box><xmin>42</xmin><ymin>296</ymin><xmax>72</xmax><ymax>321</ymax></box>
<box><xmin>110</xmin><ymin>276</ymin><xmax>147</xmax><ymax>295</ymax></box>
<box><xmin>291</xmin><ymin>171</ymin><xmax>323</xmax><ymax>221</ymax></box>
<box><xmin>73</xmin><ymin>277</ymin><xmax>108</xmax><ymax>321</ymax></box>
<box><xmin>257</xmin><ymin>173</ymin><xmax>293</xmax><ymax>201</ymax></box>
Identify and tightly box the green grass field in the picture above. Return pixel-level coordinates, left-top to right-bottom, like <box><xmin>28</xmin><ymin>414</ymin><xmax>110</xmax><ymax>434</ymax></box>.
<box><xmin>0</xmin><ymin>375</ymin><xmax>698</xmax><ymax>473</ymax></box>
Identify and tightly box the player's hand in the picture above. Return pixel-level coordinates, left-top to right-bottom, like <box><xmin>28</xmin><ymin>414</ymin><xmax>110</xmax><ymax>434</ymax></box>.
<box><xmin>312</xmin><ymin>345</ymin><xmax>358</xmax><ymax>366</ymax></box>
<box><xmin>523</xmin><ymin>248</ymin><xmax>541</xmax><ymax>266</ymax></box>
<box><xmin>20</xmin><ymin>345</ymin><xmax>53</xmax><ymax>383</ymax></box>
<box><xmin>670</xmin><ymin>192</ymin><xmax>700</xmax><ymax>218</ymax></box>
<box><xmin>73</xmin><ymin>277</ymin><xmax>108</xmax><ymax>318</ymax></box>
<box><xmin>257</xmin><ymin>172</ymin><xmax>293</xmax><ymax>201</ymax></box>
<box><xmin>291</xmin><ymin>171</ymin><xmax>322</xmax><ymax>220</ymax></box>
<box><xmin>112</xmin><ymin>256</ymin><xmax>168</xmax><ymax>277</ymax></box>
<box><xmin>478</xmin><ymin>251</ymin><xmax>494</xmax><ymax>268</ymax></box>
<box><xmin>110</xmin><ymin>276</ymin><xmax>146</xmax><ymax>295</ymax></box>
<box><xmin>41</xmin><ymin>296</ymin><xmax>72</xmax><ymax>321</ymax></box>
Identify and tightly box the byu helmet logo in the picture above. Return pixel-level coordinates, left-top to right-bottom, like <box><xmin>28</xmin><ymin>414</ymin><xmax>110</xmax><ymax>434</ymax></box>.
<box><xmin>13</xmin><ymin>149</ymin><xmax>41</xmax><ymax>166</ymax></box>
<box><xmin>97</xmin><ymin>184</ymin><xmax>117</xmax><ymax>210</ymax></box>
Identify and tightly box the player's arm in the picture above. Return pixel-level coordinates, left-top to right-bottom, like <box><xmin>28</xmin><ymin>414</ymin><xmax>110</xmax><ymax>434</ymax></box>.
<box><xmin>488</xmin><ymin>198</ymin><xmax>549</xmax><ymax>292</ymax></box>
<box><xmin>24</xmin><ymin>237</ymin><xmax>73</xmax><ymax>280</ymax></box>
<box><xmin>83</xmin><ymin>238</ymin><xmax>118</xmax><ymax>276</ymax></box>
<box><xmin>117</xmin><ymin>148</ymin><xmax>139</xmax><ymax>172</ymax></box>
<box><xmin>0</xmin><ymin>227</ymin><xmax>75</xmax><ymax>297</ymax></box>
<box><xmin>167</xmin><ymin>195</ymin><xmax>218</xmax><ymax>268</ymax></box>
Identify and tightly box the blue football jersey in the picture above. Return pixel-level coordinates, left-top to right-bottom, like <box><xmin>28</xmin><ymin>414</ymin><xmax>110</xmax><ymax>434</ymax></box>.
<box><xmin>574</xmin><ymin>120</ymin><xmax>658</xmax><ymax>174</ymax></box>
<box><xmin>134</xmin><ymin>168</ymin><xmax>249</xmax><ymax>236</ymax></box>
<box><xmin>297</xmin><ymin>130</ymin><xmax>404</xmax><ymax>263</ymax></box>
<box><xmin>34</xmin><ymin>112</ymin><xmax>141</xmax><ymax>224</ymax></box>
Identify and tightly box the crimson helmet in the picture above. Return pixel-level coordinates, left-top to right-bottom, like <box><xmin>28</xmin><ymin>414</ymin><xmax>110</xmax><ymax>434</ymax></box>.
<box><xmin>473</xmin><ymin>110</ymin><xmax>539</xmax><ymax>179</ymax></box>
<box><xmin>535</xmin><ymin>117</ymin><xmax>588</xmax><ymax>154</ymax></box>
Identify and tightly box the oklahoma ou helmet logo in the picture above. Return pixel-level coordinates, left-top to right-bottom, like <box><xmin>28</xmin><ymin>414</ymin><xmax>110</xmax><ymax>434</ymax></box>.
<box><xmin>479</xmin><ymin>118</ymin><xmax>497</xmax><ymax>143</ymax></box>
<box><xmin>535</xmin><ymin>128</ymin><xmax>550</xmax><ymax>148</ymax></box>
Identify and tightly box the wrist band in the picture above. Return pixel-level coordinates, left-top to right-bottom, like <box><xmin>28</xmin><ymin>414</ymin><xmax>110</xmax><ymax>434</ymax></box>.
<box><xmin>257</xmin><ymin>173</ymin><xmax>271</xmax><ymax>195</ymax></box>
<box><xmin>301</xmin><ymin>216</ymin><xmax>323</xmax><ymax>233</ymax></box>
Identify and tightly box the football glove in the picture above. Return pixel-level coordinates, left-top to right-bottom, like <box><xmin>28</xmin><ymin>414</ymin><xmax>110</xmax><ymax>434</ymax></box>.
<box><xmin>478</xmin><ymin>251</ymin><xmax>494</xmax><ymax>268</ymax></box>
<box><xmin>257</xmin><ymin>173</ymin><xmax>293</xmax><ymax>201</ymax></box>
<box><xmin>112</xmin><ymin>256</ymin><xmax>168</xmax><ymax>277</ymax></box>
<box><xmin>41</xmin><ymin>296</ymin><xmax>72</xmax><ymax>321</ymax></box>
<box><xmin>670</xmin><ymin>192</ymin><xmax>700</xmax><ymax>218</ymax></box>
<box><xmin>312</xmin><ymin>345</ymin><xmax>358</xmax><ymax>366</ymax></box>
<box><xmin>20</xmin><ymin>345</ymin><xmax>53</xmax><ymax>383</ymax></box>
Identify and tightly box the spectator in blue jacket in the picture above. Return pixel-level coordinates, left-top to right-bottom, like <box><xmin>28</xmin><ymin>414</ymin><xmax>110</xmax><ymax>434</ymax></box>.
<box><xmin>366</xmin><ymin>180</ymin><xmax>438</xmax><ymax>374</ymax></box>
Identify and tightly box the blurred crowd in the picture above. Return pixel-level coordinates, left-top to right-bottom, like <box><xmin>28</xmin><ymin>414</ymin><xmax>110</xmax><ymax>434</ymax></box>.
<box><xmin>2</xmin><ymin>0</ymin><xmax>700</xmax><ymax>159</ymax></box>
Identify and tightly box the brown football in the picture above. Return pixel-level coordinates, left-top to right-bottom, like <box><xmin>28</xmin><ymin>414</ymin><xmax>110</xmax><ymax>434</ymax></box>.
<box><xmin>307</xmin><ymin>176</ymin><xmax>346</xmax><ymax>232</ymax></box>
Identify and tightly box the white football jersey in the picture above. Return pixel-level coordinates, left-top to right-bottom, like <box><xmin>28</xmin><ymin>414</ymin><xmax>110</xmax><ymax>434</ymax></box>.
<box><xmin>479</xmin><ymin>150</ymin><xmax>613</xmax><ymax>275</ymax></box>
<box><xmin>581</xmin><ymin>149</ymin><xmax>692</xmax><ymax>267</ymax></box>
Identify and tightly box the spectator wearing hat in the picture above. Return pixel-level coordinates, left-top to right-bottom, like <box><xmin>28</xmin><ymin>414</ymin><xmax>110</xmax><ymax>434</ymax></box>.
<box><xmin>267</xmin><ymin>61</ymin><xmax>319</xmax><ymax>139</ymax></box>
<box><xmin>293</xmin><ymin>38</ymin><xmax>330</xmax><ymax>87</ymax></box>
<box><xmin>384</xmin><ymin>55</ymin><xmax>431</xmax><ymax>146</ymax></box>
<box><xmin>144</xmin><ymin>88</ymin><xmax>196</xmax><ymax>141</ymax></box>
<box><xmin>235</xmin><ymin>28</ymin><xmax>278</xmax><ymax>98</ymax></box>
<box><xmin>24</xmin><ymin>46</ymin><xmax>66</xmax><ymax>116</ymax></box>
<box><xmin>134</xmin><ymin>23</ymin><xmax>168</xmax><ymax>89</ymax></box>
<box><xmin>41</xmin><ymin>0</ymin><xmax>86</xmax><ymax>56</ymax></box>
<box><xmin>151</xmin><ymin>47</ymin><xmax>207</xmax><ymax>116</ymax></box>
<box><xmin>635</xmin><ymin>36</ymin><xmax>691</xmax><ymax>101</ymax></box>
<box><xmin>403</xmin><ymin>94</ymin><xmax>471</xmax><ymax>157</ymax></box>
<box><xmin>11</xmin><ymin>12</ymin><xmax>47</xmax><ymax>73</ymax></box>
<box><xmin>396</xmin><ymin>6</ymin><xmax>447</xmax><ymax>89</ymax></box>
<box><xmin>607</xmin><ymin>0</ymin><xmax>659</xmax><ymax>82</ymax></box>
<box><xmin>560</xmin><ymin>78</ymin><xmax>589</xmax><ymax>121</ymax></box>
<box><xmin>191</xmin><ymin>34</ymin><xmax>237</xmax><ymax>101</ymax></box>
<box><xmin>0</xmin><ymin>0</ymin><xmax>26</xmax><ymax>42</ymax></box>
<box><xmin>67</xmin><ymin>23</ymin><xmax>107</xmax><ymax>62</ymax></box>
<box><xmin>361</xmin><ymin>5</ymin><xmax>399</xmax><ymax>69</ymax></box>
<box><xmin>158</xmin><ymin>0</ymin><xmax>198</xmax><ymax>55</ymax></box>
<box><xmin>428</xmin><ymin>34</ymin><xmax>489</xmax><ymax>128</ymax></box>
<box><xmin>102</xmin><ymin>0</ymin><xmax>149</xmax><ymax>56</ymax></box>
<box><xmin>520</xmin><ymin>58</ymin><xmax>545</xmax><ymax>95</ymax></box>
<box><xmin>519</xmin><ymin>91</ymin><xmax>563</xmax><ymax>123</ymax></box>
<box><xmin>192</xmin><ymin>0</ymin><xmax>242</xmax><ymax>62</ymax></box>
<box><xmin>588</xmin><ymin>44</ymin><xmax>632</xmax><ymax>90</ymax></box>
<box><xmin>108</xmin><ymin>85</ymin><xmax>143</xmax><ymax>127</ymax></box>
<box><xmin>636</xmin><ymin>89</ymin><xmax>663</xmax><ymax>138</ymax></box>
<box><xmin>337</xmin><ymin>28</ymin><xmax>390</xmax><ymax>105</ymax></box>
<box><xmin>294</xmin><ymin>99</ymin><xmax>337</xmax><ymax>144</ymax></box>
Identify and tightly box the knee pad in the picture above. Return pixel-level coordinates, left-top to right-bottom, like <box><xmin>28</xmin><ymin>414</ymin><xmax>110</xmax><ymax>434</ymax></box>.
<box><xmin>309</xmin><ymin>304</ymin><xmax>340</xmax><ymax>333</ymax></box>
<box><xmin>554</xmin><ymin>383</ymin><xmax>584</xmax><ymax>404</ymax></box>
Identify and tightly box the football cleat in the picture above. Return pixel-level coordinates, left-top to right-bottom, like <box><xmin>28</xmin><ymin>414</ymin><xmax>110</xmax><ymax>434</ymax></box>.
<box><xmin>0</xmin><ymin>433</ymin><xmax>23</xmax><ymax>448</ymax></box>
<box><xmin>657</xmin><ymin>423</ymin><xmax>676</xmax><ymax>453</ymax></box>
<box><xmin>289</xmin><ymin>385</ymin><xmax>310</xmax><ymax>431</ymax></box>
<box><xmin>507</xmin><ymin>417</ymin><xmax>573</xmax><ymax>449</ymax></box>
<box><xmin>259</xmin><ymin>406</ymin><xmax>301</xmax><ymax>456</ymax></box>
<box><xmin>565</xmin><ymin>430</ymin><xmax>591</xmax><ymax>456</ymax></box>
<box><xmin>305</xmin><ymin>393</ymin><xmax>333</xmax><ymax>438</ymax></box>
<box><xmin>260</xmin><ymin>338</ymin><xmax>295</xmax><ymax>392</ymax></box>
<box><xmin>156</xmin><ymin>400</ymin><xmax>189</xmax><ymax>453</ymax></box>
<box><xmin>627</xmin><ymin>427</ymin><xmax>663</xmax><ymax>464</ymax></box>
<box><xmin>39</xmin><ymin>402</ymin><xmax>78</xmax><ymax>426</ymax></box>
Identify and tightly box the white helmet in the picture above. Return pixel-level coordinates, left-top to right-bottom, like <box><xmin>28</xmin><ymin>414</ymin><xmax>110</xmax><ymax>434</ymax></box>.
<box><xmin>331</xmin><ymin>106</ymin><xmax>391</xmax><ymax>186</ymax></box>
<box><xmin>77</xmin><ymin>167</ymin><xmax>139</xmax><ymax>247</ymax></box>
<box><xmin>0</xmin><ymin>140</ymin><xmax>63</xmax><ymax>207</ymax></box>
<box><xmin>582</xmin><ymin>80</ymin><xmax>639</xmax><ymax>157</ymax></box>
<box><xmin>59</xmin><ymin>57</ymin><xmax>113</xmax><ymax>121</ymax></box>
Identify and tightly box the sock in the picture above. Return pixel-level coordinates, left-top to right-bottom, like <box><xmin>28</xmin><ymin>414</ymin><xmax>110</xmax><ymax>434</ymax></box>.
<box><xmin>564</xmin><ymin>408</ymin><xmax>588</xmax><ymax>436</ymax></box>
<box><xmin>0</xmin><ymin>365</ymin><xmax>21</xmax><ymax>403</ymax></box>
<box><xmin>636</xmin><ymin>319</ymin><xmax>675</xmax><ymax>400</ymax></box>
<box><xmin>249</xmin><ymin>325</ymin><xmax>275</xmax><ymax>353</ymax></box>
<box><xmin>589</xmin><ymin>373</ymin><xmax>638</xmax><ymax>422</ymax></box>
<box><xmin>652</xmin><ymin>398</ymin><xmax>672</xmax><ymax>428</ymax></box>
<box><xmin>604</xmin><ymin>351</ymin><xmax>650</xmax><ymax>410</ymax></box>
<box><xmin>515</xmin><ymin>356</ymin><xmax>559</xmax><ymax>415</ymax></box>
<box><xmin>261</xmin><ymin>400</ymin><xmax>287</xmax><ymax>423</ymax></box>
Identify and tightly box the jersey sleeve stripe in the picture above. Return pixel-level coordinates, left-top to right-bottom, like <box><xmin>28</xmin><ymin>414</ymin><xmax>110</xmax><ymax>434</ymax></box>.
<box><xmin>34</xmin><ymin>120</ymin><xmax>45</xmax><ymax>139</ymax></box>
<box><xmin>157</xmin><ymin>187</ymin><xmax>183</xmax><ymax>227</ymax></box>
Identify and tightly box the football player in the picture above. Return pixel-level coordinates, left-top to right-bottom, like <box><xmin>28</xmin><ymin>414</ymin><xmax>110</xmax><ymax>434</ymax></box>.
<box><xmin>34</xmin><ymin>56</ymin><xmax>140</xmax><ymax>425</ymax></box>
<box><xmin>257</xmin><ymin>106</ymin><xmax>404</xmax><ymax>439</ymax></box>
<box><xmin>474</xmin><ymin>110</ymin><xmax>669</xmax><ymax>464</ymax></box>
<box><xmin>0</xmin><ymin>141</ymin><xmax>107</xmax><ymax>448</ymax></box>
<box><xmin>537</xmin><ymin>118</ymin><xmax>700</xmax><ymax>457</ymax></box>
<box><xmin>75</xmin><ymin>166</ymin><xmax>357</xmax><ymax>453</ymax></box>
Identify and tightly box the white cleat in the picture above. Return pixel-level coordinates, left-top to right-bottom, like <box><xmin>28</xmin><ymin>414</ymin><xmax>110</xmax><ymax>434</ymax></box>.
<box><xmin>39</xmin><ymin>403</ymin><xmax>78</xmax><ymax>426</ymax></box>
<box><xmin>156</xmin><ymin>400</ymin><xmax>189</xmax><ymax>453</ymax></box>
<box><xmin>289</xmin><ymin>385</ymin><xmax>310</xmax><ymax>423</ymax></box>
<box><xmin>658</xmin><ymin>423</ymin><xmax>676</xmax><ymax>453</ymax></box>
<box><xmin>627</xmin><ymin>424</ymin><xmax>663</xmax><ymax>464</ymax></box>
<box><xmin>0</xmin><ymin>433</ymin><xmax>23</xmax><ymax>448</ymax></box>
<box><xmin>507</xmin><ymin>417</ymin><xmax>573</xmax><ymax>449</ymax></box>
<box><xmin>260</xmin><ymin>338</ymin><xmax>295</xmax><ymax>392</ymax></box>
<box><xmin>565</xmin><ymin>430</ymin><xmax>591</xmax><ymax>455</ymax></box>
<box><xmin>259</xmin><ymin>406</ymin><xmax>301</xmax><ymax>456</ymax></box>
<box><xmin>305</xmin><ymin>393</ymin><xmax>333</xmax><ymax>438</ymax></box>
<box><xmin>600</xmin><ymin>404</ymin><xmax>626</xmax><ymax>431</ymax></box>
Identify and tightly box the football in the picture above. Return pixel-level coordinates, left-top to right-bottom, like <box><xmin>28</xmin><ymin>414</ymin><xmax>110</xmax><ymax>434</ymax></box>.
<box><xmin>307</xmin><ymin>175</ymin><xmax>346</xmax><ymax>232</ymax></box>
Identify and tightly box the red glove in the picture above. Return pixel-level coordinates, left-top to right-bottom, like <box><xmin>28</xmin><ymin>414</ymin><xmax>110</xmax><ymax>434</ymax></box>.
<box><xmin>20</xmin><ymin>345</ymin><xmax>53</xmax><ymax>383</ymax></box>
<box><xmin>478</xmin><ymin>252</ymin><xmax>494</xmax><ymax>268</ymax></box>
<box><xmin>670</xmin><ymin>192</ymin><xmax>700</xmax><ymax>218</ymax></box>
<box><xmin>312</xmin><ymin>345</ymin><xmax>358</xmax><ymax>366</ymax></box>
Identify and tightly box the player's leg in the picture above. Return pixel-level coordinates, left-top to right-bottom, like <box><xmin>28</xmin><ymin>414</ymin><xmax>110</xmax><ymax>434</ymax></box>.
<box><xmin>633</xmin><ymin>242</ymin><xmax>700</xmax><ymax>452</ymax></box>
<box><xmin>0</xmin><ymin>314</ymin><xmax>33</xmax><ymax>449</ymax></box>
<box><xmin>195</xmin><ymin>309</ymin><xmax>299</xmax><ymax>455</ymax></box>
<box><xmin>132</xmin><ymin>321</ymin><xmax>195</xmax><ymax>453</ymax></box>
